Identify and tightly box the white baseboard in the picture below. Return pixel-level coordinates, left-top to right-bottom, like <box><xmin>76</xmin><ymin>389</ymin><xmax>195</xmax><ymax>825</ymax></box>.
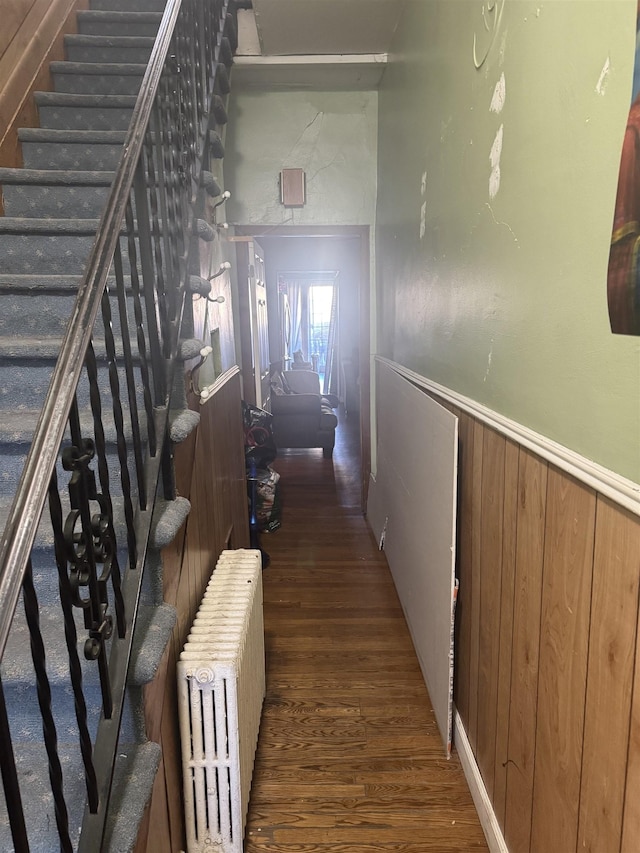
<box><xmin>454</xmin><ymin>709</ymin><xmax>509</xmax><ymax>853</ymax></box>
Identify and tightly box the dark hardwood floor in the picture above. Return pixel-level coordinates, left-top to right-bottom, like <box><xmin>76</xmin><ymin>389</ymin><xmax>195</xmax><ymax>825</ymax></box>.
<box><xmin>245</xmin><ymin>408</ymin><xmax>489</xmax><ymax>852</ymax></box>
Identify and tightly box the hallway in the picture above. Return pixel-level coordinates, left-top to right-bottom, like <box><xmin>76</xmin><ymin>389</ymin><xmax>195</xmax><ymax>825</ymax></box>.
<box><xmin>245</xmin><ymin>410</ymin><xmax>489</xmax><ymax>851</ymax></box>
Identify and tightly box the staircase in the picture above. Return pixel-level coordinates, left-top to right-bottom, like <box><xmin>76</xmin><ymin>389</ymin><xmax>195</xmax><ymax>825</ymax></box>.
<box><xmin>0</xmin><ymin>0</ymin><xmax>234</xmax><ymax>849</ymax></box>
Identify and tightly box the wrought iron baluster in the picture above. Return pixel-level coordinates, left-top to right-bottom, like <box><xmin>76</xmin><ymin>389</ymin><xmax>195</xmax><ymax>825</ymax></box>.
<box><xmin>114</xmin><ymin>210</ymin><xmax>154</xmax><ymax>495</ymax></box>
<box><xmin>83</xmin><ymin>336</ymin><xmax>129</xmax><ymax>622</ymax></box>
<box><xmin>22</xmin><ymin>558</ymin><xmax>73</xmax><ymax>853</ymax></box>
<box><xmin>155</xmin><ymin>77</ymin><xmax>182</xmax><ymax>338</ymax></box>
<box><xmin>142</xmin><ymin>124</ymin><xmax>172</xmax><ymax>366</ymax></box>
<box><xmin>215</xmin><ymin>0</ymin><xmax>224</xmax><ymax>38</ymax></box>
<box><xmin>64</xmin><ymin>397</ymin><xmax>114</xmax><ymax>720</ymax></box>
<box><xmin>177</xmin><ymin>5</ymin><xmax>198</xmax><ymax>182</ymax></box>
<box><xmin>158</xmin><ymin>72</ymin><xmax>184</xmax><ymax>330</ymax></box>
<box><xmin>193</xmin><ymin>0</ymin><xmax>206</xmax><ymax>128</ymax></box>
<box><xmin>203</xmin><ymin>0</ymin><xmax>215</xmax><ymax>86</ymax></box>
<box><xmin>47</xmin><ymin>469</ymin><xmax>99</xmax><ymax>812</ymax></box>
<box><xmin>0</xmin><ymin>673</ymin><xmax>29</xmax><ymax>852</ymax></box>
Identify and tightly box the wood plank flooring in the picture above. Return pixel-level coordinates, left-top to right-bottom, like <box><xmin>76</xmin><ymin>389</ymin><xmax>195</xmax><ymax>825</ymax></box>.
<box><xmin>245</xmin><ymin>410</ymin><xmax>488</xmax><ymax>852</ymax></box>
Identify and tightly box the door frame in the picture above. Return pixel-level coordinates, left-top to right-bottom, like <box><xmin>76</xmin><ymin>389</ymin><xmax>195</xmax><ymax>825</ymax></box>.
<box><xmin>234</xmin><ymin>224</ymin><xmax>371</xmax><ymax>512</ymax></box>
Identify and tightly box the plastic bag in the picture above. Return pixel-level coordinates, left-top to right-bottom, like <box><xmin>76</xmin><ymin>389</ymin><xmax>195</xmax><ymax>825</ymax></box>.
<box><xmin>253</xmin><ymin>468</ymin><xmax>282</xmax><ymax>533</ymax></box>
<box><xmin>242</xmin><ymin>401</ymin><xmax>276</xmax><ymax>468</ymax></box>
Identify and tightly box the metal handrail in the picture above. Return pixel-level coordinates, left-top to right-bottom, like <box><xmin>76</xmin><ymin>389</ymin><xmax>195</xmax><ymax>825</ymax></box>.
<box><xmin>0</xmin><ymin>0</ymin><xmax>233</xmax><ymax>847</ymax></box>
<box><xmin>0</xmin><ymin>0</ymin><xmax>184</xmax><ymax>686</ymax></box>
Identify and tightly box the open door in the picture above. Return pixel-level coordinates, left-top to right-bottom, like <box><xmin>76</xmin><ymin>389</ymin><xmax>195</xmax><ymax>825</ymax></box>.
<box><xmin>233</xmin><ymin>237</ymin><xmax>270</xmax><ymax>407</ymax></box>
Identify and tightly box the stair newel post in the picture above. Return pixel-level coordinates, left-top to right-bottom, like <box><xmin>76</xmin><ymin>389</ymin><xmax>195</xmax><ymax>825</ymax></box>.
<box><xmin>63</xmin><ymin>398</ymin><xmax>114</xmax><ymax>722</ymax></box>
<box><xmin>47</xmin><ymin>469</ymin><xmax>99</xmax><ymax>813</ymax></box>
<box><xmin>0</xmin><ymin>673</ymin><xmax>29</xmax><ymax>852</ymax></box>
<box><xmin>138</xmin><ymin>131</ymin><xmax>170</xmax><ymax>404</ymax></box>
<box><xmin>83</xmin><ymin>336</ymin><xmax>128</xmax><ymax>627</ymax></box>
<box><xmin>120</xmin><ymin>193</ymin><xmax>157</xmax><ymax>476</ymax></box>
<box><xmin>22</xmin><ymin>557</ymin><xmax>73</xmax><ymax>853</ymax></box>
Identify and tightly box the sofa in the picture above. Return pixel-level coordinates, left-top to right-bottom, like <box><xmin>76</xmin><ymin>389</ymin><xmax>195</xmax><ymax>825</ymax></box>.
<box><xmin>269</xmin><ymin>369</ymin><xmax>338</xmax><ymax>458</ymax></box>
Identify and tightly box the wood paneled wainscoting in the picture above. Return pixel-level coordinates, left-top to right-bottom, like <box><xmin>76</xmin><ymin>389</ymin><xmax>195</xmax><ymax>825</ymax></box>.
<box><xmin>371</xmin><ymin>358</ymin><xmax>640</xmax><ymax>853</ymax></box>
<box><xmin>134</xmin><ymin>367</ymin><xmax>250</xmax><ymax>853</ymax></box>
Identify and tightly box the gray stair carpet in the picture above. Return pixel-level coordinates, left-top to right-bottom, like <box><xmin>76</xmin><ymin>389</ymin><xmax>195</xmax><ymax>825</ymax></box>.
<box><xmin>0</xmin><ymin>0</ymin><xmax>217</xmax><ymax>848</ymax></box>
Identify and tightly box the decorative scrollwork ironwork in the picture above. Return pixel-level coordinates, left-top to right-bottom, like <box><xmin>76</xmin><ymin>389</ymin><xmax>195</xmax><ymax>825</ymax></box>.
<box><xmin>61</xmin><ymin>433</ymin><xmax>114</xmax><ymax>717</ymax></box>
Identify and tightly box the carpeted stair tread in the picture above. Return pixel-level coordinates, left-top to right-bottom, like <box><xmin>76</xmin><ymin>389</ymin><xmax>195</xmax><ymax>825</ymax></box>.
<box><xmin>35</xmin><ymin>94</ymin><xmax>136</xmax><ymax>131</ymax></box>
<box><xmin>50</xmin><ymin>60</ymin><xmax>147</xmax><ymax>77</ymax></box>
<box><xmin>0</xmin><ymin>170</ymin><xmax>115</xmax><ymax>218</ymax></box>
<box><xmin>0</xmin><ymin>336</ymin><xmax>87</xmax><ymax>359</ymax></box>
<box><xmin>2</xmin><ymin>605</ymin><xmax>107</xmax><ymax>688</ymax></box>
<box><xmin>0</xmin><ymin>335</ymin><xmax>144</xmax><ymax>362</ymax></box>
<box><xmin>0</xmin><ymin>273</ymin><xmax>84</xmax><ymax>291</ymax></box>
<box><xmin>0</xmin><ymin>218</ymin><xmax>138</xmax><ymax>276</ymax></box>
<box><xmin>18</xmin><ymin>128</ymin><xmax>127</xmax><ymax>144</ymax></box>
<box><xmin>0</xmin><ymin>216</ymin><xmax>101</xmax><ymax>234</ymax></box>
<box><xmin>35</xmin><ymin>91</ymin><xmax>137</xmax><ymax>109</ymax></box>
<box><xmin>64</xmin><ymin>33</ymin><xmax>156</xmax><ymax>48</ymax></box>
<box><xmin>2</xmin><ymin>604</ymin><xmax>173</xmax><ymax>693</ymax></box>
<box><xmin>0</xmin><ymin>286</ymin><xmax>138</xmax><ymax>338</ymax></box>
<box><xmin>77</xmin><ymin>10</ymin><xmax>162</xmax><ymax>38</ymax></box>
<box><xmin>0</xmin><ymin>406</ymin><xmax>142</xmax><ymax>446</ymax></box>
<box><xmin>0</xmin><ymin>273</ymin><xmax>130</xmax><ymax>292</ymax></box>
<box><xmin>90</xmin><ymin>0</ymin><xmax>167</xmax><ymax>11</ymax></box>
<box><xmin>0</xmin><ymin>221</ymin><xmax>102</xmax><ymax>275</ymax></box>
<box><xmin>50</xmin><ymin>61</ymin><xmax>146</xmax><ymax>96</ymax></box>
<box><xmin>17</xmin><ymin>129</ymin><xmax>127</xmax><ymax>170</ymax></box>
<box><xmin>64</xmin><ymin>34</ymin><xmax>154</xmax><ymax>65</ymax></box>
<box><xmin>0</xmin><ymin>168</ymin><xmax>114</xmax><ymax>185</ymax></box>
<box><xmin>0</xmin><ymin>359</ymin><xmax>145</xmax><ymax>413</ymax></box>
<box><xmin>0</xmin><ymin>172</ymin><xmax>114</xmax><ymax>219</ymax></box>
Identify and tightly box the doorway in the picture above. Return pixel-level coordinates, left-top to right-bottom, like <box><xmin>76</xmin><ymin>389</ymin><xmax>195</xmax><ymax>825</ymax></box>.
<box><xmin>278</xmin><ymin>271</ymin><xmax>339</xmax><ymax>394</ymax></box>
<box><xmin>234</xmin><ymin>226</ymin><xmax>371</xmax><ymax>510</ymax></box>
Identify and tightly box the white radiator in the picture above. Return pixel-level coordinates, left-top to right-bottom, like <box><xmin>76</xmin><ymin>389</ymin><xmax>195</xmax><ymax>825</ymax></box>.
<box><xmin>177</xmin><ymin>549</ymin><xmax>265</xmax><ymax>853</ymax></box>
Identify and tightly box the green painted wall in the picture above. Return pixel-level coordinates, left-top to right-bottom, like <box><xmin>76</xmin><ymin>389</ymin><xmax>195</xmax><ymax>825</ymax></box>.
<box><xmin>377</xmin><ymin>0</ymin><xmax>640</xmax><ymax>482</ymax></box>
<box><xmin>226</xmin><ymin>90</ymin><xmax>378</xmax><ymax>226</ymax></box>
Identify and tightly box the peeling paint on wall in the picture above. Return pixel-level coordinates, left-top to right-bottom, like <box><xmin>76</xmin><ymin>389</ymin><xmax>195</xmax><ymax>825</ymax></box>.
<box><xmin>490</xmin><ymin>72</ymin><xmax>506</xmax><ymax>113</ymax></box>
<box><xmin>483</xmin><ymin>339</ymin><xmax>494</xmax><ymax>382</ymax></box>
<box><xmin>489</xmin><ymin>123</ymin><xmax>503</xmax><ymax>199</ymax></box>
<box><xmin>596</xmin><ymin>56</ymin><xmax>611</xmax><ymax>95</ymax></box>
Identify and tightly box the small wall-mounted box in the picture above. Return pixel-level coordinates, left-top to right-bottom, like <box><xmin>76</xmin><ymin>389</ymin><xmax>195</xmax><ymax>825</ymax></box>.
<box><xmin>280</xmin><ymin>168</ymin><xmax>306</xmax><ymax>207</ymax></box>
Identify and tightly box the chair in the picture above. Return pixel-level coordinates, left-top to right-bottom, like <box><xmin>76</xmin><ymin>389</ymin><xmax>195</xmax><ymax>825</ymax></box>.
<box><xmin>290</xmin><ymin>349</ymin><xmax>312</xmax><ymax>370</ymax></box>
<box><xmin>269</xmin><ymin>369</ymin><xmax>338</xmax><ymax>458</ymax></box>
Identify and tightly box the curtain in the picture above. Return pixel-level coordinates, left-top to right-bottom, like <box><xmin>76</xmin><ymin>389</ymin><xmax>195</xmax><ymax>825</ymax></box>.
<box><xmin>286</xmin><ymin>282</ymin><xmax>303</xmax><ymax>358</ymax></box>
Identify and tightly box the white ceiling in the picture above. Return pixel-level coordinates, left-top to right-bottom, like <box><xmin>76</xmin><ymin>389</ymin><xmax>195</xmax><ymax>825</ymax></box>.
<box><xmin>233</xmin><ymin>0</ymin><xmax>403</xmax><ymax>91</ymax></box>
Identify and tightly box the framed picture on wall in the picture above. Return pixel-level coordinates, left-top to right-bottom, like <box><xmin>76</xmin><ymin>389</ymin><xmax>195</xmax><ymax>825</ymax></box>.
<box><xmin>607</xmin><ymin>1</ymin><xmax>640</xmax><ymax>335</ymax></box>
